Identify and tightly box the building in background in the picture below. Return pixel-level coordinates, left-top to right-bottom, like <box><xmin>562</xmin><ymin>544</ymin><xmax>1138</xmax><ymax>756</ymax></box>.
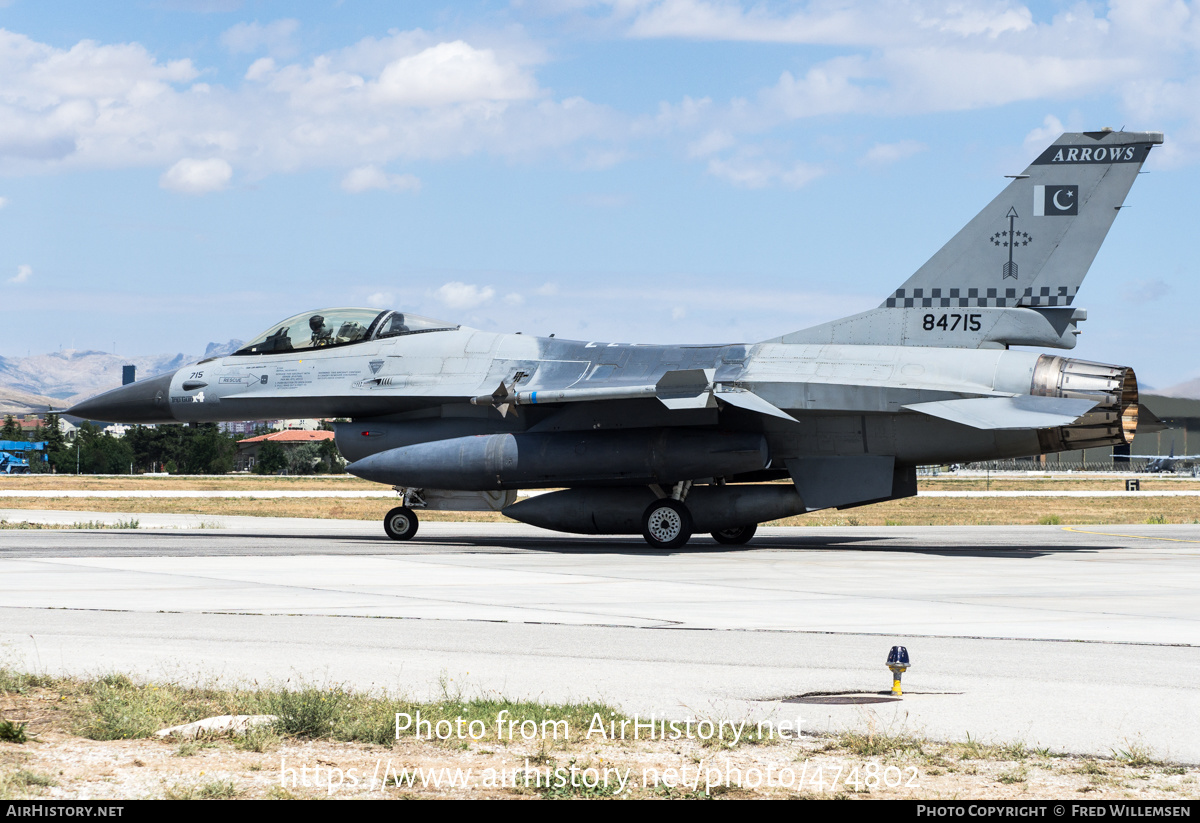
<box><xmin>235</xmin><ymin>429</ymin><xmax>335</xmax><ymax>472</ymax></box>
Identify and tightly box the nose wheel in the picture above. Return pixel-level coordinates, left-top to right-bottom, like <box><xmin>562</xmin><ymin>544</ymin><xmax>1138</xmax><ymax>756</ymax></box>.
<box><xmin>641</xmin><ymin>499</ymin><xmax>693</xmax><ymax>549</ymax></box>
<box><xmin>383</xmin><ymin>506</ymin><xmax>419</xmax><ymax>540</ymax></box>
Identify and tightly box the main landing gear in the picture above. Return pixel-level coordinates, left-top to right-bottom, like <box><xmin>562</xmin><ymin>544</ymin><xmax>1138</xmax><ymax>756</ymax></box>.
<box><xmin>710</xmin><ymin>524</ymin><xmax>757</xmax><ymax>545</ymax></box>
<box><xmin>382</xmin><ymin>485</ymin><xmax>759</xmax><ymax>548</ymax></box>
<box><xmin>638</xmin><ymin>481</ymin><xmax>758</xmax><ymax>549</ymax></box>
<box><xmin>641</xmin><ymin>498</ymin><xmax>693</xmax><ymax>549</ymax></box>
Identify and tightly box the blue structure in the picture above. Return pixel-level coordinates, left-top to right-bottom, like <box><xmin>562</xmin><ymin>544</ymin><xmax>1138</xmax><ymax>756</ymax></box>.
<box><xmin>0</xmin><ymin>440</ymin><xmax>47</xmax><ymax>474</ymax></box>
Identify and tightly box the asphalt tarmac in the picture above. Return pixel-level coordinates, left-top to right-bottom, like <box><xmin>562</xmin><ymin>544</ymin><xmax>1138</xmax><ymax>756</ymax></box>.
<box><xmin>1</xmin><ymin>514</ymin><xmax>1197</xmax><ymax>761</ymax></box>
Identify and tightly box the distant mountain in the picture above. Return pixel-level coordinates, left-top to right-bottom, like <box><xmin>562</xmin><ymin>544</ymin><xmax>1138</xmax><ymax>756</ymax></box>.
<box><xmin>0</xmin><ymin>386</ymin><xmax>66</xmax><ymax>416</ymax></box>
<box><xmin>0</xmin><ymin>341</ymin><xmax>243</xmax><ymax>411</ymax></box>
<box><xmin>1154</xmin><ymin>378</ymin><xmax>1200</xmax><ymax>400</ymax></box>
<box><xmin>204</xmin><ymin>339</ymin><xmax>244</xmax><ymax>359</ymax></box>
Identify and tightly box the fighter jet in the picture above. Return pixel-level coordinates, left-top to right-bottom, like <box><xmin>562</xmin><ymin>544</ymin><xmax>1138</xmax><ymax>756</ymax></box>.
<box><xmin>1131</xmin><ymin>442</ymin><xmax>1200</xmax><ymax>473</ymax></box>
<box><xmin>70</xmin><ymin>128</ymin><xmax>1159</xmax><ymax>548</ymax></box>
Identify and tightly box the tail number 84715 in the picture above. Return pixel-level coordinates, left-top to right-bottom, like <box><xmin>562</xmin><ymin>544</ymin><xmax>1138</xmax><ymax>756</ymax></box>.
<box><xmin>922</xmin><ymin>313</ymin><xmax>982</xmax><ymax>332</ymax></box>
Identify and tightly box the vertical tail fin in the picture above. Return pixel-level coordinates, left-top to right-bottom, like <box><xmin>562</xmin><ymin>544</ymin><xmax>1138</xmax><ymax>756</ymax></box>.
<box><xmin>775</xmin><ymin>129</ymin><xmax>1162</xmax><ymax>349</ymax></box>
<box><xmin>887</xmin><ymin>129</ymin><xmax>1161</xmax><ymax>310</ymax></box>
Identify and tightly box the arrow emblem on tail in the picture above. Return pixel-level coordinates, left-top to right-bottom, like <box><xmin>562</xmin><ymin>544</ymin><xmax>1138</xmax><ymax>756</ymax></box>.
<box><xmin>989</xmin><ymin>207</ymin><xmax>1033</xmax><ymax>280</ymax></box>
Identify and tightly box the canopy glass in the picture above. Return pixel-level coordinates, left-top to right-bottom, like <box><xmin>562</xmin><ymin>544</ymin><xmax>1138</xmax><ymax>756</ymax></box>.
<box><xmin>235</xmin><ymin>308</ymin><xmax>458</xmax><ymax>355</ymax></box>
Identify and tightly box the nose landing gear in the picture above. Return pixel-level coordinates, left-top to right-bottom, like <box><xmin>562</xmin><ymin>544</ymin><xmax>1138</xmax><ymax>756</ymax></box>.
<box><xmin>383</xmin><ymin>506</ymin><xmax>419</xmax><ymax>540</ymax></box>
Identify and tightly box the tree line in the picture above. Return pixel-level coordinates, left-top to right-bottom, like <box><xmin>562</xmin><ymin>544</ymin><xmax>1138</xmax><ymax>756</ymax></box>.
<box><xmin>1</xmin><ymin>415</ymin><xmax>344</xmax><ymax>475</ymax></box>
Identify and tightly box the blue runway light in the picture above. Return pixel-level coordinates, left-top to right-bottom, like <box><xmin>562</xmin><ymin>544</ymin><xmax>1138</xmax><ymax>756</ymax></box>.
<box><xmin>886</xmin><ymin>645</ymin><xmax>911</xmax><ymax>696</ymax></box>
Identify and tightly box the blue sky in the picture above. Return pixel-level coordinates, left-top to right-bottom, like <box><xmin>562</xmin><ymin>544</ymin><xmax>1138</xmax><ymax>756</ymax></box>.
<box><xmin>1</xmin><ymin>0</ymin><xmax>1199</xmax><ymax>388</ymax></box>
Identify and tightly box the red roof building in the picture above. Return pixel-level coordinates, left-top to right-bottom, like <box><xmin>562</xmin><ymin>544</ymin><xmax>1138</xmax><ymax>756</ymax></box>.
<box><xmin>237</xmin><ymin>430</ymin><xmax>335</xmax><ymax>445</ymax></box>
<box><xmin>235</xmin><ymin>429</ymin><xmax>336</xmax><ymax>472</ymax></box>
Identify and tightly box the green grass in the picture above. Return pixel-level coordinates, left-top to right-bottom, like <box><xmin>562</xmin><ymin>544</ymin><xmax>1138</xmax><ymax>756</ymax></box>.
<box><xmin>998</xmin><ymin>766</ymin><xmax>1028</xmax><ymax>784</ymax></box>
<box><xmin>0</xmin><ymin>669</ymin><xmax>56</xmax><ymax>693</ymax></box>
<box><xmin>12</xmin><ymin>770</ymin><xmax>56</xmax><ymax>789</ymax></box>
<box><xmin>0</xmin><ymin>719</ymin><xmax>28</xmax><ymax>743</ymax></box>
<box><xmin>0</xmin><ymin>667</ymin><xmax>626</xmax><ymax>749</ymax></box>
<box><xmin>234</xmin><ymin>724</ymin><xmax>280</xmax><ymax>752</ymax></box>
<box><xmin>164</xmin><ymin>779</ymin><xmax>239</xmax><ymax>800</ymax></box>
<box><xmin>174</xmin><ymin>740</ymin><xmax>218</xmax><ymax>757</ymax></box>
<box><xmin>0</xmin><ymin>518</ymin><xmax>139</xmax><ymax>530</ymax></box>
<box><xmin>0</xmin><ymin>769</ymin><xmax>56</xmax><ymax>800</ymax></box>
<box><xmin>1113</xmin><ymin>741</ymin><xmax>1161</xmax><ymax>768</ymax></box>
<box><xmin>829</xmin><ymin>729</ymin><xmax>926</xmax><ymax>758</ymax></box>
<box><xmin>1037</xmin><ymin>514</ymin><xmax>1063</xmax><ymax>525</ymax></box>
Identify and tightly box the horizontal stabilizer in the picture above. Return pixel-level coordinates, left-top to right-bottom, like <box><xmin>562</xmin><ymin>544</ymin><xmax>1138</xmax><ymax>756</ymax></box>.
<box><xmin>1136</xmin><ymin>404</ymin><xmax>1169</xmax><ymax>434</ymax></box>
<box><xmin>903</xmin><ymin>395</ymin><xmax>1098</xmax><ymax>430</ymax></box>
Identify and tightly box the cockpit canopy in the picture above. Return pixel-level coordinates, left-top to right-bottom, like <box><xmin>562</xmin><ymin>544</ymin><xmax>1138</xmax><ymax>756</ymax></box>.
<box><xmin>235</xmin><ymin>308</ymin><xmax>458</xmax><ymax>355</ymax></box>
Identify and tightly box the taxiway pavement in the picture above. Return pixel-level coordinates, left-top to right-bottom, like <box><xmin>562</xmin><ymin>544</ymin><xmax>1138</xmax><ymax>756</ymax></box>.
<box><xmin>1</xmin><ymin>515</ymin><xmax>1197</xmax><ymax>761</ymax></box>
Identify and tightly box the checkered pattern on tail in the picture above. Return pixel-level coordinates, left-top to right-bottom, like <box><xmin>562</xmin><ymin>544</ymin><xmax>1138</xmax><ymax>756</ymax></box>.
<box><xmin>884</xmin><ymin>285</ymin><xmax>1078</xmax><ymax>309</ymax></box>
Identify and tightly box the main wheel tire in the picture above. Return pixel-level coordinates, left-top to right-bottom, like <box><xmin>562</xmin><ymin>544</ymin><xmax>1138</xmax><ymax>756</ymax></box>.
<box><xmin>641</xmin><ymin>499</ymin><xmax>693</xmax><ymax>549</ymax></box>
<box><xmin>383</xmin><ymin>506</ymin><xmax>419</xmax><ymax>541</ymax></box>
<box><xmin>711</xmin><ymin>524</ymin><xmax>757</xmax><ymax>545</ymax></box>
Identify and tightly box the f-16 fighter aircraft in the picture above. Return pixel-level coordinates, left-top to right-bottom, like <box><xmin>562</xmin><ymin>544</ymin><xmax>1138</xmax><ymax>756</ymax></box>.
<box><xmin>70</xmin><ymin>128</ymin><xmax>1158</xmax><ymax>548</ymax></box>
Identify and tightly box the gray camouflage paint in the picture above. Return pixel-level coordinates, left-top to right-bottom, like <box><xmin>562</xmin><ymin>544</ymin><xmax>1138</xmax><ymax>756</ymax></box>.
<box><xmin>68</xmin><ymin>130</ymin><xmax>1158</xmax><ymax>534</ymax></box>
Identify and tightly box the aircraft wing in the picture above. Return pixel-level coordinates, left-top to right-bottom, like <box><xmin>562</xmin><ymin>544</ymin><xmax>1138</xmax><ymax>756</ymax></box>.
<box><xmin>474</xmin><ymin>368</ymin><xmax>800</xmax><ymax>423</ymax></box>
<box><xmin>1128</xmin><ymin>454</ymin><xmax>1200</xmax><ymax>460</ymax></box>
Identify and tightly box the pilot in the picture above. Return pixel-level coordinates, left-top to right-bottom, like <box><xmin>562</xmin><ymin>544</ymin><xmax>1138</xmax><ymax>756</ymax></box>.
<box><xmin>388</xmin><ymin>313</ymin><xmax>410</xmax><ymax>335</ymax></box>
<box><xmin>309</xmin><ymin>314</ymin><xmax>333</xmax><ymax>346</ymax></box>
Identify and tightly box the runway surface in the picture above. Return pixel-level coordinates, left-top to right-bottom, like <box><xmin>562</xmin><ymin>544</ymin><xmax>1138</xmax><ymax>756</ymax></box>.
<box><xmin>2</xmin><ymin>488</ymin><xmax>1199</xmax><ymax>497</ymax></box>
<box><xmin>1</xmin><ymin>514</ymin><xmax>1197</xmax><ymax>761</ymax></box>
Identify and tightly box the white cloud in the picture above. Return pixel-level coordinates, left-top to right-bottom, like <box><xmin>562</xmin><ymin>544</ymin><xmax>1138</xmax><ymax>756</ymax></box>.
<box><xmin>220</xmin><ymin>19</ymin><xmax>300</xmax><ymax>57</ymax></box>
<box><xmin>340</xmin><ymin>166</ymin><xmax>421</xmax><ymax>193</ymax></box>
<box><xmin>0</xmin><ymin>27</ymin><xmax>595</xmax><ymax>179</ymax></box>
<box><xmin>1023</xmin><ymin>115</ymin><xmax>1068</xmax><ymax>154</ymax></box>
<box><xmin>365</xmin><ymin>292</ymin><xmax>395</xmax><ymax>308</ymax></box>
<box><xmin>706</xmin><ymin>155</ymin><xmax>771</xmax><ymax>188</ymax></box>
<box><xmin>9</xmin><ymin>264</ymin><xmax>31</xmax><ymax>284</ymax></box>
<box><xmin>707</xmin><ymin>152</ymin><xmax>823</xmax><ymax>189</ymax></box>
<box><xmin>159</xmin><ymin>158</ymin><xmax>233</xmax><ymax>194</ymax></box>
<box><xmin>433</xmin><ymin>281</ymin><xmax>496</xmax><ymax>309</ymax></box>
<box><xmin>687</xmin><ymin>129</ymin><xmax>735</xmax><ymax>158</ymax></box>
<box><xmin>626</xmin><ymin>0</ymin><xmax>1034</xmax><ymax>45</ymax></box>
<box><xmin>628</xmin><ymin>0</ymin><xmax>1045</xmax><ymax>44</ymax></box>
<box><xmin>534</xmin><ymin>282</ymin><xmax>559</xmax><ymax>296</ymax></box>
<box><xmin>0</xmin><ymin>197</ymin><xmax>7</xmax><ymax>209</ymax></box>
<box><xmin>503</xmin><ymin>293</ymin><xmax>525</xmax><ymax>306</ymax></box>
<box><xmin>780</xmin><ymin>162</ymin><xmax>823</xmax><ymax>188</ymax></box>
<box><xmin>372</xmin><ymin>41</ymin><xmax>539</xmax><ymax>106</ymax></box>
<box><xmin>860</xmin><ymin>140</ymin><xmax>927</xmax><ymax>166</ymax></box>
<box><xmin>245</xmin><ymin>56</ymin><xmax>275</xmax><ymax>81</ymax></box>
<box><xmin>671</xmin><ymin>306</ymin><xmax>685</xmax><ymax>320</ymax></box>
<box><xmin>0</xmin><ymin>3</ymin><xmax>1197</xmax><ymax>188</ymax></box>
<box><xmin>619</xmin><ymin>0</ymin><xmax>1200</xmax><ymax>161</ymax></box>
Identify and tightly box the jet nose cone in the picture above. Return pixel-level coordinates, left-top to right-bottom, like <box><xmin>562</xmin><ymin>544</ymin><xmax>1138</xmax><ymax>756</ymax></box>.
<box><xmin>67</xmin><ymin>372</ymin><xmax>176</xmax><ymax>424</ymax></box>
<box><xmin>345</xmin><ymin>452</ymin><xmax>393</xmax><ymax>485</ymax></box>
